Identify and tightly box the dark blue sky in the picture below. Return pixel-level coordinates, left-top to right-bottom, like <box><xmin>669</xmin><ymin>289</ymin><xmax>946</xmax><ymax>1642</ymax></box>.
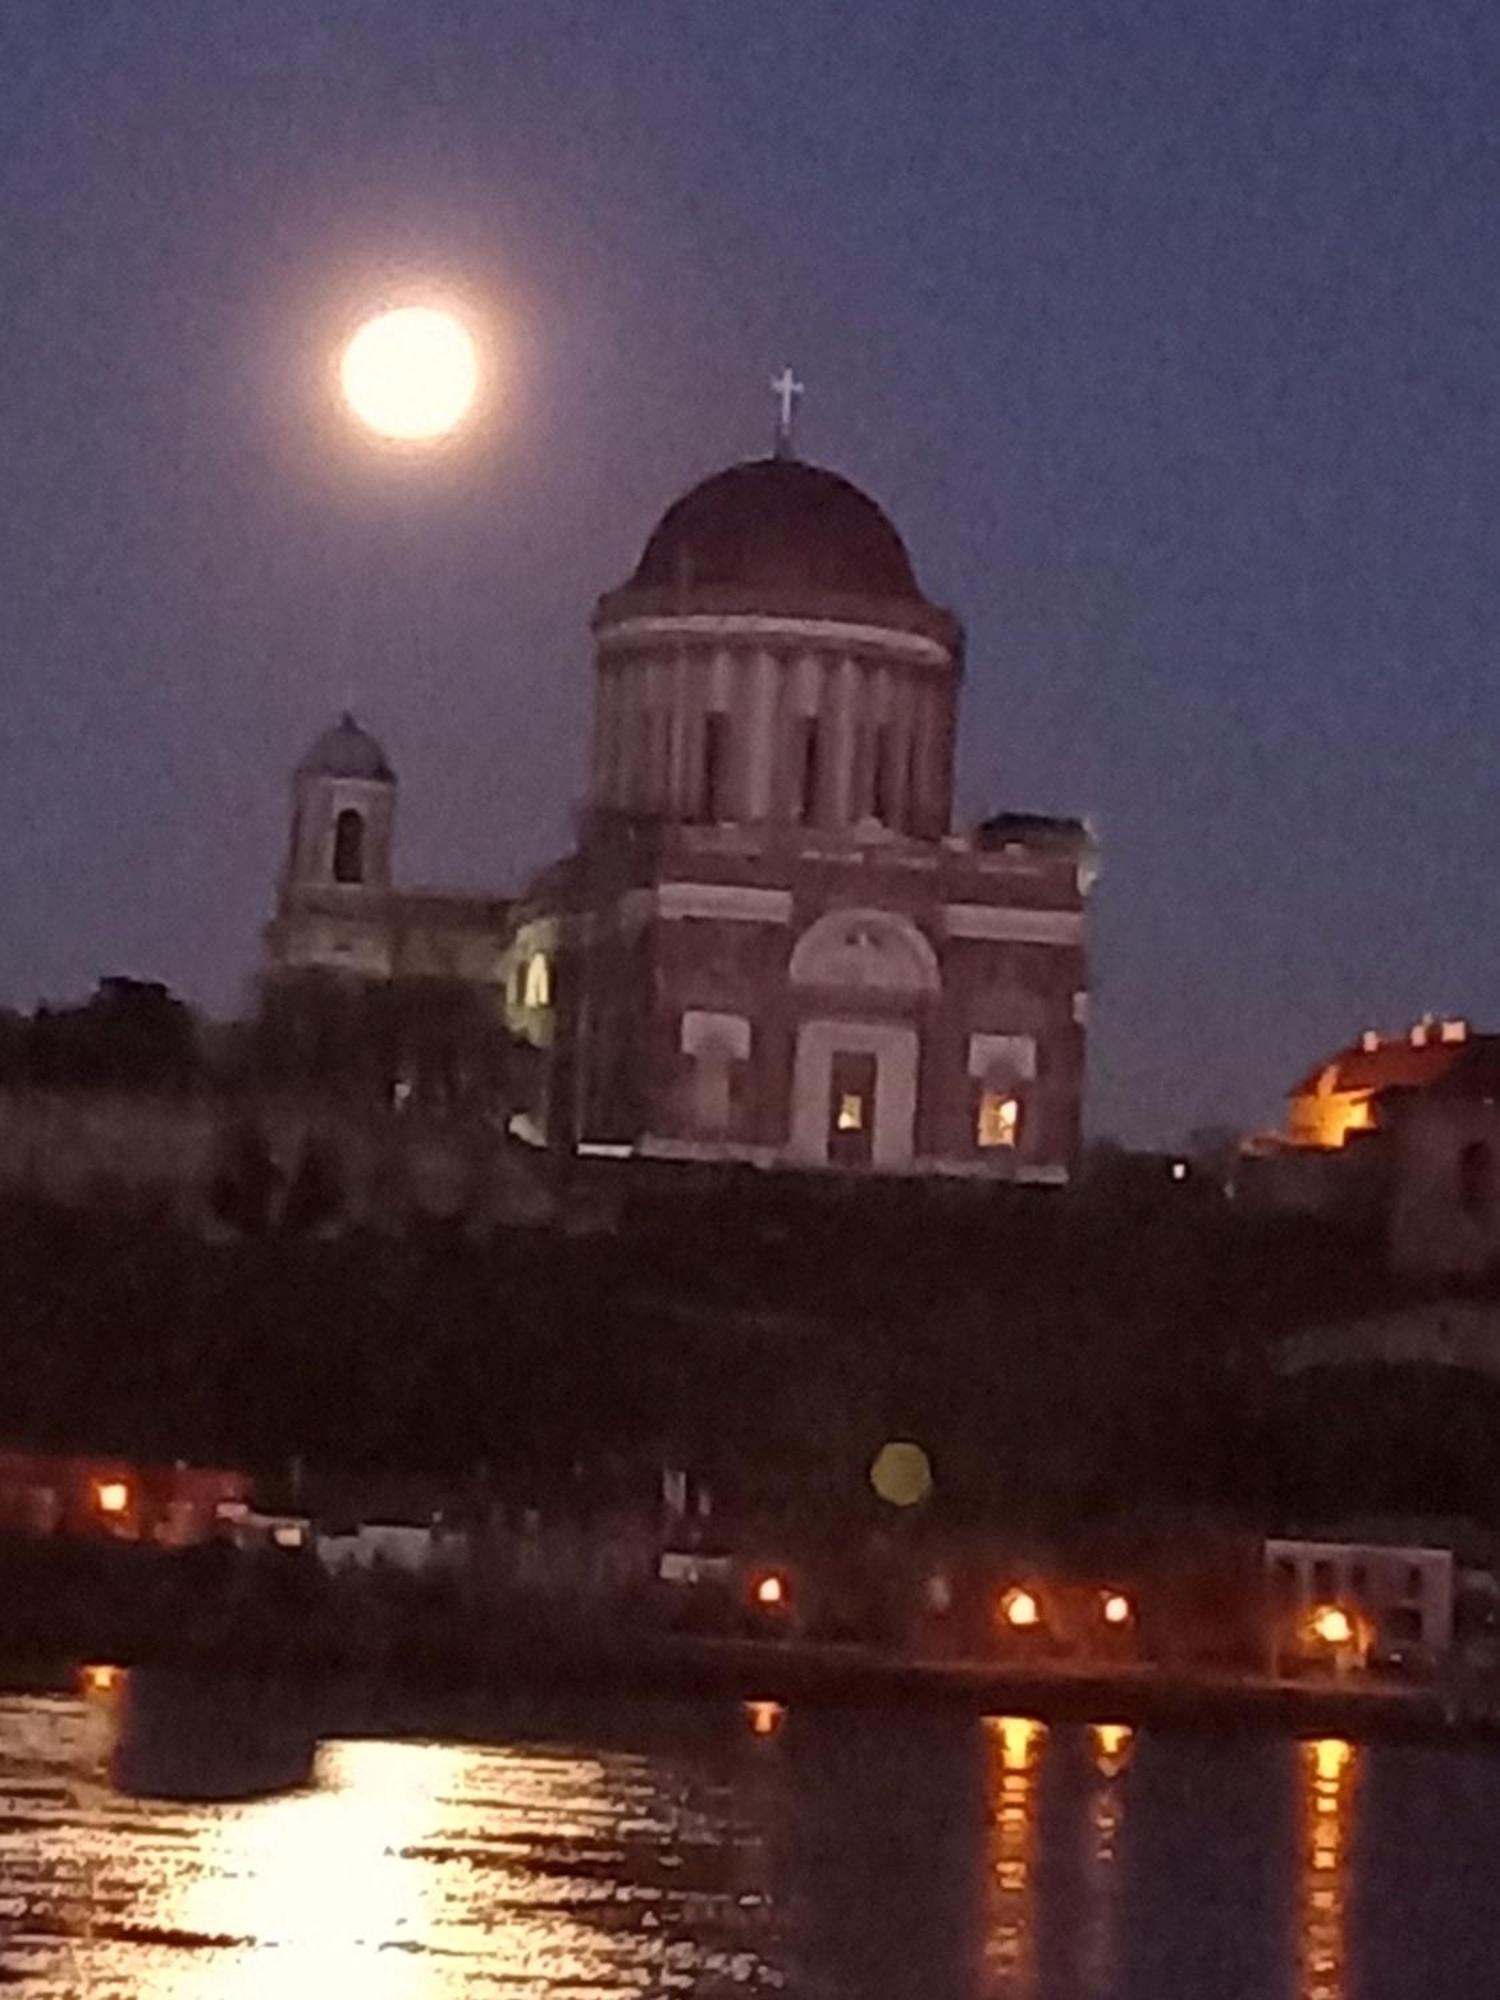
<box><xmin>1</xmin><ymin>0</ymin><xmax>1496</xmax><ymax>1144</ymax></box>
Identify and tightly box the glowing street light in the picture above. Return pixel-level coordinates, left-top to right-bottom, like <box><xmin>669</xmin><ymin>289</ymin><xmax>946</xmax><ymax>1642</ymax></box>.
<box><xmin>1002</xmin><ymin>1586</ymin><xmax>1041</xmax><ymax>1630</ymax></box>
<box><xmin>339</xmin><ymin>304</ymin><xmax>480</xmax><ymax>443</ymax></box>
<box><xmin>1101</xmin><ymin>1590</ymin><xmax>1133</xmax><ymax>1627</ymax></box>
<box><xmin>1311</xmin><ymin>1604</ymin><xmax>1353</xmax><ymax>1647</ymax></box>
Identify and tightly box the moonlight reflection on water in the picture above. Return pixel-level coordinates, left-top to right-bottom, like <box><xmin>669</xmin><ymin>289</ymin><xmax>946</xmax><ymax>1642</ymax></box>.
<box><xmin>3</xmin><ymin>1677</ymin><xmax>1500</xmax><ymax>1997</ymax></box>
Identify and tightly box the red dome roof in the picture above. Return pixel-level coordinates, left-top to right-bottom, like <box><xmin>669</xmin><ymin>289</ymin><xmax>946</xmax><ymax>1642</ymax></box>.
<box><xmin>629</xmin><ymin>457</ymin><xmax>926</xmax><ymax>602</ymax></box>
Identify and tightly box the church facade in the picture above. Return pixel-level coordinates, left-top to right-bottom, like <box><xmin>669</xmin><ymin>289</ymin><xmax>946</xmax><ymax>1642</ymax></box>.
<box><xmin>267</xmin><ymin>432</ymin><xmax>1093</xmax><ymax>1181</ymax></box>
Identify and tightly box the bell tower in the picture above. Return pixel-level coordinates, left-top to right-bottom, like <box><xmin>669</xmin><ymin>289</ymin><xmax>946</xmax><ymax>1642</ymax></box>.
<box><xmin>282</xmin><ymin>712</ymin><xmax>396</xmax><ymax>896</ymax></box>
<box><xmin>265</xmin><ymin>713</ymin><xmax>399</xmax><ymax>981</ymax></box>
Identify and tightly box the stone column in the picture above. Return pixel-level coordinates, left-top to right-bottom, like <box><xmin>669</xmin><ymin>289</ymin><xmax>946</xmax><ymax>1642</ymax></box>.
<box><xmin>744</xmin><ymin>647</ymin><xmax>780</xmax><ymax>821</ymax></box>
<box><xmin>831</xmin><ymin>652</ymin><xmax>860</xmax><ymax>827</ymax></box>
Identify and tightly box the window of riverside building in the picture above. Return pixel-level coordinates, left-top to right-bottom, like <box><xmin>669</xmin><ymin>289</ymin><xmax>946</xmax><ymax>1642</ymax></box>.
<box><xmin>977</xmin><ymin>1090</ymin><xmax>1020</xmax><ymax>1148</ymax></box>
<box><xmin>1313</xmin><ymin>1559</ymin><xmax>1335</xmax><ymax>1598</ymax></box>
<box><xmin>836</xmin><ymin>1091</ymin><xmax>865</xmax><ymax>1133</ymax></box>
<box><xmin>332</xmin><ymin>808</ymin><xmax>365</xmax><ymax>884</ymax></box>
<box><xmin>1389</xmin><ymin>1604</ymin><xmax>1423</xmax><ymax>1642</ymax></box>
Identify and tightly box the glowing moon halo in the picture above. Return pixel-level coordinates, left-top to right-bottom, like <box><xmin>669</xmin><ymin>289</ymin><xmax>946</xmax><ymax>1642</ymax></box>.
<box><xmin>339</xmin><ymin>305</ymin><xmax>479</xmax><ymax>442</ymax></box>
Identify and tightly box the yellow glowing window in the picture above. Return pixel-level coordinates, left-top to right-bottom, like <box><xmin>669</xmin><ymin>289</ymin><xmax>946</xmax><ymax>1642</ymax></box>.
<box><xmin>978</xmin><ymin>1091</ymin><xmax>1020</xmax><ymax>1148</ymax></box>
<box><xmin>522</xmin><ymin>953</ymin><xmax>551</xmax><ymax>1009</ymax></box>
<box><xmin>836</xmin><ymin>1092</ymin><xmax>865</xmax><ymax>1132</ymax></box>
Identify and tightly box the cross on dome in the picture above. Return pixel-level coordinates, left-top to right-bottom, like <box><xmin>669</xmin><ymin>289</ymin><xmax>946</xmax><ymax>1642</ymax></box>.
<box><xmin>771</xmin><ymin>366</ymin><xmax>804</xmax><ymax>459</ymax></box>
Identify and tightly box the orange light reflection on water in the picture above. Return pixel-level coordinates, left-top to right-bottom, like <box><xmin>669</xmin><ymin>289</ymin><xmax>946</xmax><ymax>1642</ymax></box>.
<box><xmin>1078</xmin><ymin>1721</ymin><xmax>1134</xmax><ymax>2000</ymax></box>
<box><xmin>984</xmin><ymin>1715</ymin><xmax>1046</xmax><ymax>1995</ymax></box>
<box><xmin>1299</xmin><ymin>1736</ymin><xmax>1358</xmax><ymax>2000</ymax></box>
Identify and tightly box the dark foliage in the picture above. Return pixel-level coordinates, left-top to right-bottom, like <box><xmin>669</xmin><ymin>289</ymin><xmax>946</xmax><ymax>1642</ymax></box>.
<box><xmin>0</xmin><ymin>1171</ymin><xmax>1470</xmax><ymax>1531</ymax></box>
<box><xmin>0</xmin><ymin>978</ymin><xmax>200</xmax><ymax>1092</ymax></box>
<box><xmin>251</xmin><ymin>971</ymin><xmax>520</xmax><ymax>1116</ymax></box>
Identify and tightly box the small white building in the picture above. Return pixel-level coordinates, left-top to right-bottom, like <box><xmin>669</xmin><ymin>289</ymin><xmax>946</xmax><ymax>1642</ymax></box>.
<box><xmin>316</xmin><ymin>1520</ymin><xmax>465</xmax><ymax>1575</ymax></box>
<box><xmin>1265</xmin><ymin>1534</ymin><xmax>1454</xmax><ymax>1659</ymax></box>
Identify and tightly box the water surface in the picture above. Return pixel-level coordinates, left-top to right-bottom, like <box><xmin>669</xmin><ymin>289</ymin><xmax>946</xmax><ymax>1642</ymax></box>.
<box><xmin>1</xmin><ymin>1676</ymin><xmax>1497</xmax><ymax>1997</ymax></box>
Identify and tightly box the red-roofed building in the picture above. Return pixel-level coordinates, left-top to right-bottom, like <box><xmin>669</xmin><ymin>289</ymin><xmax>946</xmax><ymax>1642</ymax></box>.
<box><xmin>1285</xmin><ymin>1018</ymin><xmax>1500</xmax><ymax>1151</ymax></box>
<box><xmin>1244</xmin><ymin>1018</ymin><xmax>1500</xmax><ymax>1277</ymax></box>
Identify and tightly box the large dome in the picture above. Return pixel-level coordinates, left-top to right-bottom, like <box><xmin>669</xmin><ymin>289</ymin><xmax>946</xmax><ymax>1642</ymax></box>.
<box><xmin>628</xmin><ymin>458</ymin><xmax>926</xmax><ymax>602</ymax></box>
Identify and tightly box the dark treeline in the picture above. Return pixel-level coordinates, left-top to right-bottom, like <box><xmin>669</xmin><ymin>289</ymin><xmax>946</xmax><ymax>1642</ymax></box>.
<box><xmin>250</xmin><ymin>972</ymin><xmax>528</xmax><ymax>1115</ymax></box>
<box><xmin>0</xmin><ymin>971</ymin><xmax>527</xmax><ymax>1116</ymax></box>
<box><xmin>0</xmin><ymin>1171</ymin><xmax>1490</xmax><ymax>1530</ymax></box>
<box><xmin>0</xmin><ymin>978</ymin><xmax>200</xmax><ymax>1092</ymax></box>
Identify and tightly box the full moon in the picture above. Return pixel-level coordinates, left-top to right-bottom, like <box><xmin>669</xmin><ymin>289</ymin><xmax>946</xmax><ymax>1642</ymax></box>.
<box><xmin>339</xmin><ymin>305</ymin><xmax>479</xmax><ymax>442</ymax></box>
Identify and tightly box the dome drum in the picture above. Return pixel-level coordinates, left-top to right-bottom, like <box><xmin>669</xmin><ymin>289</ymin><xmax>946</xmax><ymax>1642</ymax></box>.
<box><xmin>589</xmin><ymin>455</ymin><xmax>962</xmax><ymax>837</ymax></box>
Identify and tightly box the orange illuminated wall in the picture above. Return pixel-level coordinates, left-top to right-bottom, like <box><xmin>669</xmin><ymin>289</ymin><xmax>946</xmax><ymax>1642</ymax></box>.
<box><xmin>1286</xmin><ymin>1081</ymin><xmax>1375</xmax><ymax>1151</ymax></box>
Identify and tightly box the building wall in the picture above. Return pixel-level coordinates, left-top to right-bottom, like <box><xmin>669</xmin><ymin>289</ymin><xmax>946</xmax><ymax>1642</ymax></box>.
<box><xmin>266</xmin><ymin>886</ymin><xmax>515</xmax><ymax>988</ymax></box>
<box><xmin>1389</xmin><ymin>1099</ymin><xmax>1500</xmax><ymax>1278</ymax></box>
<box><xmin>0</xmin><ymin>1088</ymin><xmax>555</xmax><ymax>1230</ymax></box>
<box><xmin>562</xmin><ymin>820</ymin><xmax>1087</xmax><ymax>1178</ymax></box>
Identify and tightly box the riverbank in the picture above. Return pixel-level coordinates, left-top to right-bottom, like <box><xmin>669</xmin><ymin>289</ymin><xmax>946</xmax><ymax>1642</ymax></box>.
<box><xmin>653</xmin><ymin>1637</ymin><xmax>1495</xmax><ymax>1746</ymax></box>
<box><xmin>9</xmin><ymin>1632</ymin><xmax>1499</xmax><ymax>1752</ymax></box>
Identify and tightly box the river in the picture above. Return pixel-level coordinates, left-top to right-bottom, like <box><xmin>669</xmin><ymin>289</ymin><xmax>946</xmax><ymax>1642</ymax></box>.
<box><xmin>2</xmin><ymin>1673</ymin><xmax>1498</xmax><ymax>1996</ymax></box>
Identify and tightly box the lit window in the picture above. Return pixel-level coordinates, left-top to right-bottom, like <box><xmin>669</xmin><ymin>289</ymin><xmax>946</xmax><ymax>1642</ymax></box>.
<box><xmin>836</xmin><ymin>1092</ymin><xmax>864</xmax><ymax>1133</ymax></box>
<box><xmin>977</xmin><ymin>1091</ymin><xmax>1020</xmax><ymax>1148</ymax></box>
<box><xmin>94</xmin><ymin>1480</ymin><xmax>130</xmax><ymax>1517</ymax></box>
<box><xmin>523</xmin><ymin>953</ymin><xmax>551</xmax><ymax>1009</ymax></box>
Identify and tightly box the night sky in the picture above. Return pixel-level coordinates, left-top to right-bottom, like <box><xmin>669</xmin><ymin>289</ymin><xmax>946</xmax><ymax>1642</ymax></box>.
<box><xmin>1</xmin><ymin>0</ymin><xmax>1497</xmax><ymax>1146</ymax></box>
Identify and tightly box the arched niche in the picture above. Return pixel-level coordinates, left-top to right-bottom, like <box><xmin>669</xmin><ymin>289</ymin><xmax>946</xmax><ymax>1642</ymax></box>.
<box><xmin>788</xmin><ymin>907</ymin><xmax>941</xmax><ymax>998</ymax></box>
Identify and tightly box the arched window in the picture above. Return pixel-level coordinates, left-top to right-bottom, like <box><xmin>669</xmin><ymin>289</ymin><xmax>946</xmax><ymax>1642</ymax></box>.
<box><xmin>332</xmin><ymin>808</ymin><xmax>365</xmax><ymax>885</ymax></box>
<box><xmin>523</xmin><ymin>953</ymin><xmax>551</xmax><ymax>1010</ymax></box>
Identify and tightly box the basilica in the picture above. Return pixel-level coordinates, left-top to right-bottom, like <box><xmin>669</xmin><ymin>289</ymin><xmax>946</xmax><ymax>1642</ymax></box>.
<box><xmin>266</xmin><ymin>413</ymin><xmax>1093</xmax><ymax>1181</ymax></box>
